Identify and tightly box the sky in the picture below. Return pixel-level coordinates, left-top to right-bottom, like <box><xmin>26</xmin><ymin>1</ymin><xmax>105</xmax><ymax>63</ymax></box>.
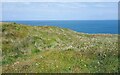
<box><xmin>1</xmin><ymin>0</ymin><xmax>120</xmax><ymax>2</ymax></box>
<box><xmin>1</xmin><ymin>2</ymin><xmax>118</xmax><ymax>20</ymax></box>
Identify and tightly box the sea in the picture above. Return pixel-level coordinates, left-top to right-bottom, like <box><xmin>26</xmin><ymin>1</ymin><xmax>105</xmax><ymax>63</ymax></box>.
<box><xmin>3</xmin><ymin>20</ymin><xmax>118</xmax><ymax>34</ymax></box>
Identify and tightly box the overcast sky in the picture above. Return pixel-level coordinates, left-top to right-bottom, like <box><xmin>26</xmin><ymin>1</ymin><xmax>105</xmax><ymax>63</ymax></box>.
<box><xmin>1</xmin><ymin>2</ymin><xmax>118</xmax><ymax>20</ymax></box>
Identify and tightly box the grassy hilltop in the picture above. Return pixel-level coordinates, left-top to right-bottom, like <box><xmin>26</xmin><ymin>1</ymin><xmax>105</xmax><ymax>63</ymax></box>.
<box><xmin>1</xmin><ymin>22</ymin><xmax>118</xmax><ymax>73</ymax></box>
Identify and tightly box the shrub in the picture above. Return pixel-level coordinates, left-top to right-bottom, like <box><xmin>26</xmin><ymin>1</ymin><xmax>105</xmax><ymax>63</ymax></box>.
<box><xmin>31</xmin><ymin>49</ymin><xmax>40</xmax><ymax>54</ymax></box>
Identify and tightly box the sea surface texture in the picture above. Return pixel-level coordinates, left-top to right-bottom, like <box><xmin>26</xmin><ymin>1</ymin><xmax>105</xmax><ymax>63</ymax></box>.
<box><xmin>5</xmin><ymin>20</ymin><xmax>118</xmax><ymax>34</ymax></box>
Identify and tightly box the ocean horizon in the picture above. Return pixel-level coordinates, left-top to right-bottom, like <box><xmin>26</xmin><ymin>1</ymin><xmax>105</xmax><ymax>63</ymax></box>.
<box><xmin>2</xmin><ymin>20</ymin><xmax>118</xmax><ymax>34</ymax></box>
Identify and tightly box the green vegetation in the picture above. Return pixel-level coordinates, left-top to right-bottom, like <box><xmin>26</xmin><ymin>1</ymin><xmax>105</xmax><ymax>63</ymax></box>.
<box><xmin>1</xmin><ymin>22</ymin><xmax>118</xmax><ymax>73</ymax></box>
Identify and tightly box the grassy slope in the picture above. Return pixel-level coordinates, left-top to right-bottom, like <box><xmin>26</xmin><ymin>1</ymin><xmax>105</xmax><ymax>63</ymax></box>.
<box><xmin>1</xmin><ymin>22</ymin><xmax>118</xmax><ymax>73</ymax></box>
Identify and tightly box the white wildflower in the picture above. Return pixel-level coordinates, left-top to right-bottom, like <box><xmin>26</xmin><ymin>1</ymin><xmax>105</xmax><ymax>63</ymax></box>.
<box><xmin>35</xmin><ymin>63</ymin><xmax>39</xmax><ymax>66</ymax></box>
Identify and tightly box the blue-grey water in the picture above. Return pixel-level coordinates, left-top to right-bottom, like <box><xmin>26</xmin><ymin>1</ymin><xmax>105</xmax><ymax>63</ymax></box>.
<box><xmin>4</xmin><ymin>20</ymin><xmax>118</xmax><ymax>34</ymax></box>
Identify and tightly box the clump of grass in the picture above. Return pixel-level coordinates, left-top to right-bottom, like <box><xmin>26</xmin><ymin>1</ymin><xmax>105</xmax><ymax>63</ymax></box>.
<box><xmin>31</xmin><ymin>49</ymin><xmax>41</xmax><ymax>54</ymax></box>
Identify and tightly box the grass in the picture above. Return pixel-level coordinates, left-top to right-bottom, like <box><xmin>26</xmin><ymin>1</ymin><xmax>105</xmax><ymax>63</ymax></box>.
<box><xmin>1</xmin><ymin>22</ymin><xmax>119</xmax><ymax>73</ymax></box>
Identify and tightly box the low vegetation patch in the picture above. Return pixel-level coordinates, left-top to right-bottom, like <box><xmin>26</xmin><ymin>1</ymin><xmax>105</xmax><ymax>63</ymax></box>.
<box><xmin>1</xmin><ymin>22</ymin><xmax>118</xmax><ymax>73</ymax></box>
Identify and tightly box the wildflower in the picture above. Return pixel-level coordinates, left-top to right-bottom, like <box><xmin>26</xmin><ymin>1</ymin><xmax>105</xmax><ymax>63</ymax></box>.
<box><xmin>97</xmin><ymin>61</ymin><xmax>100</xmax><ymax>64</ymax></box>
<box><xmin>68</xmin><ymin>67</ymin><xmax>71</xmax><ymax>70</ymax></box>
<box><xmin>56</xmin><ymin>65</ymin><xmax>59</xmax><ymax>68</ymax></box>
<box><xmin>35</xmin><ymin>63</ymin><xmax>39</xmax><ymax>66</ymax></box>
<box><xmin>14</xmin><ymin>61</ymin><xmax>19</xmax><ymax>65</ymax></box>
<box><xmin>40</xmin><ymin>56</ymin><xmax>43</xmax><ymax>58</ymax></box>
<box><xmin>84</xmin><ymin>64</ymin><xmax>87</xmax><ymax>67</ymax></box>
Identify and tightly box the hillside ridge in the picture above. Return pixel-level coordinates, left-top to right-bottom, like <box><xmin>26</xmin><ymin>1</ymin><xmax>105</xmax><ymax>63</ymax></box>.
<box><xmin>1</xmin><ymin>22</ymin><xmax>118</xmax><ymax>73</ymax></box>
